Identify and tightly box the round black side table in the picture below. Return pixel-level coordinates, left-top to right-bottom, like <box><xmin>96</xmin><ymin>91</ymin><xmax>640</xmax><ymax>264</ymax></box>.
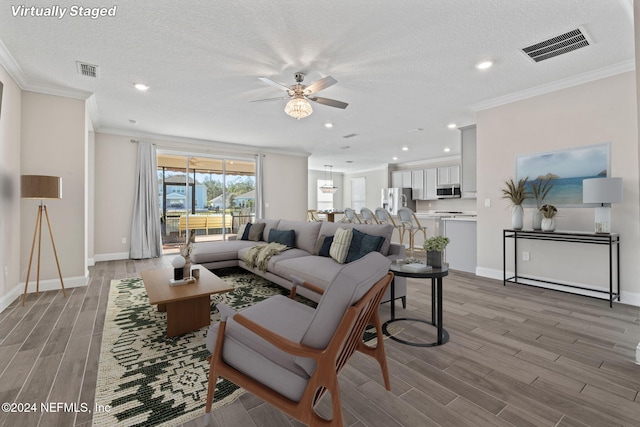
<box><xmin>383</xmin><ymin>262</ymin><xmax>449</xmax><ymax>347</ymax></box>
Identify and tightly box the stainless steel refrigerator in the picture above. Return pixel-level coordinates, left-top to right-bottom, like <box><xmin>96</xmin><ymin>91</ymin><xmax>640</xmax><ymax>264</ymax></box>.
<box><xmin>381</xmin><ymin>188</ymin><xmax>415</xmax><ymax>215</ymax></box>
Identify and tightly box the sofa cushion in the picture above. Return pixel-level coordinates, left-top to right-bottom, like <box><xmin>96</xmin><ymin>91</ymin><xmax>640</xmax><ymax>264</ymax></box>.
<box><xmin>268</xmin><ymin>229</ymin><xmax>296</xmax><ymax>247</ymax></box>
<box><xmin>239</xmin><ymin>247</ymin><xmax>311</xmax><ymax>272</ymax></box>
<box><xmin>257</xmin><ymin>219</ymin><xmax>280</xmax><ymax>242</ymax></box>
<box><xmin>319</xmin><ymin>222</ymin><xmax>393</xmax><ymax>256</ymax></box>
<box><xmin>346</xmin><ymin>229</ymin><xmax>385</xmax><ymax>263</ymax></box>
<box><xmin>329</xmin><ymin>228</ymin><xmax>352</xmax><ymax>264</ymax></box>
<box><xmin>272</xmin><ymin>256</ymin><xmax>344</xmax><ymax>291</ymax></box>
<box><xmin>191</xmin><ymin>240</ymin><xmax>258</xmax><ymax>264</ymax></box>
<box><xmin>248</xmin><ymin>222</ymin><xmax>266</xmax><ymax>241</ymax></box>
<box><xmin>277</xmin><ymin>220</ymin><xmax>322</xmax><ymax>254</ymax></box>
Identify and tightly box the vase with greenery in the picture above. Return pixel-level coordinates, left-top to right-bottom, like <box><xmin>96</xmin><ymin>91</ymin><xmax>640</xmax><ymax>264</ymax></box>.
<box><xmin>502</xmin><ymin>177</ymin><xmax>529</xmax><ymax>230</ymax></box>
<box><xmin>423</xmin><ymin>236</ymin><xmax>450</xmax><ymax>268</ymax></box>
<box><xmin>540</xmin><ymin>204</ymin><xmax>558</xmax><ymax>232</ymax></box>
<box><xmin>529</xmin><ymin>177</ymin><xmax>554</xmax><ymax>230</ymax></box>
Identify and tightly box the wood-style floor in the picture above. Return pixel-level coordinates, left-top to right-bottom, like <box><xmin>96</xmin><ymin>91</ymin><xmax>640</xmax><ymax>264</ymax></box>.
<box><xmin>0</xmin><ymin>257</ymin><xmax>639</xmax><ymax>427</ymax></box>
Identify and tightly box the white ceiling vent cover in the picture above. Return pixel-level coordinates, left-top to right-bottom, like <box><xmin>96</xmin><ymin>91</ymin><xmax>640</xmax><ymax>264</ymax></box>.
<box><xmin>76</xmin><ymin>61</ymin><xmax>99</xmax><ymax>78</ymax></box>
<box><xmin>521</xmin><ymin>28</ymin><xmax>591</xmax><ymax>63</ymax></box>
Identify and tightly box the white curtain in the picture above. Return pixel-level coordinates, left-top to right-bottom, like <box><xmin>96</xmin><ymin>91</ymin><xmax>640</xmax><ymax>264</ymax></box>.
<box><xmin>130</xmin><ymin>141</ymin><xmax>162</xmax><ymax>259</ymax></box>
<box><xmin>255</xmin><ymin>153</ymin><xmax>265</xmax><ymax>219</ymax></box>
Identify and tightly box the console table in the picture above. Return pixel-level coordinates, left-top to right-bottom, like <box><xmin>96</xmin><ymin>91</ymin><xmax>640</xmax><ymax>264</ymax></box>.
<box><xmin>503</xmin><ymin>229</ymin><xmax>620</xmax><ymax>307</ymax></box>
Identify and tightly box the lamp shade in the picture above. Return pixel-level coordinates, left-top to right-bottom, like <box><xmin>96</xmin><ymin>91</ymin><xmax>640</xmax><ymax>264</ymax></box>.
<box><xmin>21</xmin><ymin>175</ymin><xmax>62</xmax><ymax>199</ymax></box>
<box><xmin>582</xmin><ymin>177</ymin><xmax>622</xmax><ymax>204</ymax></box>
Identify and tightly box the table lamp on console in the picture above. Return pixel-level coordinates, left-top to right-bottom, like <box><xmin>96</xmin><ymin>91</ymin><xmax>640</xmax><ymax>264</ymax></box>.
<box><xmin>582</xmin><ymin>177</ymin><xmax>623</xmax><ymax>234</ymax></box>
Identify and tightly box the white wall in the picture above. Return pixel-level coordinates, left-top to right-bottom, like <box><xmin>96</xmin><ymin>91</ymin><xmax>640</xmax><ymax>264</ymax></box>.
<box><xmin>93</xmin><ymin>132</ymin><xmax>309</xmax><ymax>258</ymax></box>
<box><xmin>342</xmin><ymin>167</ymin><xmax>387</xmax><ymax>210</ymax></box>
<box><xmin>476</xmin><ymin>71</ymin><xmax>640</xmax><ymax>305</ymax></box>
<box><xmin>0</xmin><ymin>64</ymin><xmax>21</xmax><ymax>309</ymax></box>
<box><xmin>20</xmin><ymin>92</ymin><xmax>88</xmax><ymax>291</ymax></box>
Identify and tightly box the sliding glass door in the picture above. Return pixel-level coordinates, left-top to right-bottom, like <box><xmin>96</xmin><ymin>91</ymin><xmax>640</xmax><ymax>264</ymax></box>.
<box><xmin>157</xmin><ymin>153</ymin><xmax>256</xmax><ymax>251</ymax></box>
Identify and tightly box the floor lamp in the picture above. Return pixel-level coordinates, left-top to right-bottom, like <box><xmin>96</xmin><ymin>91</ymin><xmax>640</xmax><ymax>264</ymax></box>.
<box><xmin>21</xmin><ymin>175</ymin><xmax>66</xmax><ymax>305</ymax></box>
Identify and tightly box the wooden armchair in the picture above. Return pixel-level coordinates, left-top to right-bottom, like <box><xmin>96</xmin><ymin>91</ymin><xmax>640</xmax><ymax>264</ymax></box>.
<box><xmin>204</xmin><ymin>252</ymin><xmax>393</xmax><ymax>426</ymax></box>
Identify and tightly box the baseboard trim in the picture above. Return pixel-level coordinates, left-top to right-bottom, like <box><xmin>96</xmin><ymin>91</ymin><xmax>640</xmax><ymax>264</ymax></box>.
<box><xmin>475</xmin><ymin>267</ymin><xmax>640</xmax><ymax>307</ymax></box>
<box><xmin>0</xmin><ymin>275</ymin><xmax>88</xmax><ymax>313</ymax></box>
<box><xmin>94</xmin><ymin>252</ymin><xmax>130</xmax><ymax>262</ymax></box>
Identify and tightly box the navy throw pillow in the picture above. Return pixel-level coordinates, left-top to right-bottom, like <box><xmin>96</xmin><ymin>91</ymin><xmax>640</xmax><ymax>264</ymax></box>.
<box><xmin>241</xmin><ymin>223</ymin><xmax>253</xmax><ymax>240</ymax></box>
<box><xmin>268</xmin><ymin>229</ymin><xmax>296</xmax><ymax>247</ymax></box>
<box><xmin>318</xmin><ymin>235</ymin><xmax>334</xmax><ymax>257</ymax></box>
<box><xmin>346</xmin><ymin>229</ymin><xmax>385</xmax><ymax>263</ymax></box>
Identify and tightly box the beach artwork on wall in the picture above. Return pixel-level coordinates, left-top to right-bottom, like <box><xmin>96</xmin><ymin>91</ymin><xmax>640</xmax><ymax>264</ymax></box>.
<box><xmin>516</xmin><ymin>143</ymin><xmax>610</xmax><ymax>207</ymax></box>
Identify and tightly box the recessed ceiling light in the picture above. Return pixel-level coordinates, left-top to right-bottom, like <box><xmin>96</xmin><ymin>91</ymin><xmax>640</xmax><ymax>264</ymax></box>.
<box><xmin>402</xmin><ymin>146</ymin><xmax>409</xmax><ymax>151</ymax></box>
<box><xmin>444</xmin><ymin>147</ymin><xmax>451</xmax><ymax>152</ymax></box>
<box><xmin>476</xmin><ymin>61</ymin><xmax>493</xmax><ymax>70</ymax></box>
<box><xmin>392</xmin><ymin>156</ymin><xmax>398</xmax><ymax>161</ymax></box>
<box><xmin>324</xmin><ymin>123</ymin><xmax>333</xmax><ymax>128</ymax></box>
<box><xmin>447</xmin><ymin>123</ymin><xmax>457</xmax><ymax>129</ymax></box>
<box><xmin>134</xmin><ymin>83</ymin><xmax>149</xmax><ymax>91</ymax></box>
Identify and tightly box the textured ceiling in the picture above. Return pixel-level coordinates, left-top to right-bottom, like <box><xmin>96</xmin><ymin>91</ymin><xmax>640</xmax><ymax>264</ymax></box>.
<box><xmin>0</xmin><ymin>0</ymin><xmax>634</xmax><ymax>173</ymax></box>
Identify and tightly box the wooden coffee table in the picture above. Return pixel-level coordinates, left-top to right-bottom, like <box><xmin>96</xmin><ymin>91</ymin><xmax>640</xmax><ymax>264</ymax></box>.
<box><xmin>141</xmin><ymin>267</ymin><xmax>233</xmax><ymax>337</ymax></box>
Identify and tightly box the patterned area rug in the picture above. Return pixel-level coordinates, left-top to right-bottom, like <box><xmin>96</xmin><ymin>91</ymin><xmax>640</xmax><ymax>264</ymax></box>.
<box><xmin>93</xmin><ymin>268</ymin><xmax>393</xmax><ymax>427</ymax></box>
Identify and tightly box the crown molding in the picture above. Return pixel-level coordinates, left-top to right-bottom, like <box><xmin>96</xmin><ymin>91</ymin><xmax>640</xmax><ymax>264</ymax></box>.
<box><xmin>96</xmin><ymin>128</ymin><xmax>311</xmax><ymax>158</ymax></box>
<box><xmin>469</xmin><ymin>59</ymin><xmax>636</xmax><ymax>112</ymax></box>
<box><xmin>0</xmin><ymin>39</ymin><xmax>92</xmax><ymax>100</ymax></box>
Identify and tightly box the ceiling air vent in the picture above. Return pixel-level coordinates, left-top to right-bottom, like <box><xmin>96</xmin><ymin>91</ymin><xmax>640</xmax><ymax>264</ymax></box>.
<box><xmin>521</xmin><ymin>28</ymin><xmax>591</xmax><ymax>63</ymax></box>
<box><xmin>342</xmin><ymin>133</ymin><xmax>359</xmax><ymax>139</ymax></box>
<box><xmin>76</xmin><ymin>61</ymin><xmax>99</xmax><ymax>78</ymax></box>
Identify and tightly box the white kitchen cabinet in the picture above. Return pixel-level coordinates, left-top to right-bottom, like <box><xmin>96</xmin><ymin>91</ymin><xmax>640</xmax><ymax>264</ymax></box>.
<box><xmin>411</xmin><ymin>169</ymin><xmax>424</xmax><ymax>199</ymax></box>
<box><xmin>461</xmin><ymin>125</ymin><xmax>477</xmax><ymax>197</ymax></box>
<box><xmin>437</xmin><ymin>165</ymin><xmax>460</xmax><ymax>185</ymax></box>
<box><xmin>392</xmin><ymin>170</ymin><xmax>412</xmax><ymax>188</ymax></box>
<box><xmin>425</xmin><ymin>168</ymin><xmax>438</xmax><ymax>200</ymax></box>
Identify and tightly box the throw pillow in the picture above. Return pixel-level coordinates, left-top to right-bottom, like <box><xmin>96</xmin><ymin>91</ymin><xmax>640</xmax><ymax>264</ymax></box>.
<box><xmin>314</xmin><ymin>234</ymin><xmax>328</xmax><ymax>255</ymax></box>
<box><xmin>247</xmin><ymin>222</ymin><xmax>266</xmax><ymax>241</ymax></box>
<box><xmin>237</xmin><ymin>223</ymin><xmax>249</xmax><ymax>240</ymax></box>
<box><xmin>268</xmin><ymin>229</ymin><xmax>296</xmax><ymax>247</ymax></box>
<box><xmin>329</xmin><ymin>228</ymin><xmax>353</xmax><ymax>264</ymax></box>
<box><xmin>346</xmin><ymin>229</ymin><xmax>385</xmax><ymax>263</ymax></box>
<box><xmin>240</xmin><ymin>223</ymin><xmax>252</xmax><ymax>240</ymax></box>
<box><xmin>318</xmin><ymin>236</ymin><xmax>334</xmax><ymax>257</ymax></box>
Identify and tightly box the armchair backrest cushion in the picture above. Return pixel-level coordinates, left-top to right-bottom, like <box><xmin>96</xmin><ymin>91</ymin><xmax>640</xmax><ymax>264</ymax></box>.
<box><xmin>294</xmin><ymin>251</ymin><xmax>391</xmax><ymax>376</ymax></box>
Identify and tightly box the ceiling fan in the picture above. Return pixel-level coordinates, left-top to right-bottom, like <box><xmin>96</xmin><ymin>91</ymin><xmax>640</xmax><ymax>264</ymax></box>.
<box><xmin>253</xmin><ymin>72</ymin><xmax>348</xmax><ymax>119</ymax></box>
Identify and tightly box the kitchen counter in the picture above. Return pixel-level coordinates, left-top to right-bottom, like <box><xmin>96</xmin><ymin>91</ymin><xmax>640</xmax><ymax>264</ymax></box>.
<box><xmin>442</xmin><ymin>217</ymin><xmax>477</xmax><ymax>273</ymax></box>
<box><xmin>440</xmin><ymin>216</ymin><xmax>477</xmax><ymax>222</ymax></box>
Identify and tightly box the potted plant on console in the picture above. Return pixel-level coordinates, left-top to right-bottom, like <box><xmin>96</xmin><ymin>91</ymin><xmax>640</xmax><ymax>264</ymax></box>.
<box><xmin>540</xmin><ymin>204</ymin><xmax>558</xmax><ymax>232</ymax></box>
<box><xmin>502</xmin><ymin>177</ymin><xmax>529</xmax><ymax>230</ymax></box>
<box><xmin>529</xmin><ymin>176</ymin><xmax>554</xmax><ymax>230</ymax></box>
<box><xmin>423</xmin><ymin>236</ymin><xmax>450</xmax><ymax>268</ymax></box>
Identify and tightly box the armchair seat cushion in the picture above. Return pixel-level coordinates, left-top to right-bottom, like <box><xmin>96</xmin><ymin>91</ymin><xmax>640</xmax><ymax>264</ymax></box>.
<box><xmin>206</xmin><ymin>295</ymin><xmax>314</xmax><ymax>402</ymax></box>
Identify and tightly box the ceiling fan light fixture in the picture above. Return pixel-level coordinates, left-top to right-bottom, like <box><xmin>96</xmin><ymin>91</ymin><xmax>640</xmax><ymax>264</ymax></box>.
<box><xmin>284</xmin><ymin>95</ymin><xmax>313</xmax><ymax>119</ymax></box>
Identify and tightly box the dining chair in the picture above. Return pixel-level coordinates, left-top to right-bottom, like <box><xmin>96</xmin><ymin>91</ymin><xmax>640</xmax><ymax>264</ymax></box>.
<box><xmin>397</xmin><ymin>207</ymin><xmax>427</xmax><ymax>253</ymax></box>
<box><xmin>343</xmin><ymin>207</ymin><xmax>361</xmax><ymax>223</ymax></box>
<box><xmin>375</xmin><ymin>207</ymin><xmax>405</xmax><ymax>245</ymax></box>
<box><xmin>307</xmin><ymin>210</ymin><xmax>322</xmax><ymax>222</ymax></box>
<box><xmin>360</xmin><ymin>207</ymin><xmax>378</xmax><ymax>224</ymax></box>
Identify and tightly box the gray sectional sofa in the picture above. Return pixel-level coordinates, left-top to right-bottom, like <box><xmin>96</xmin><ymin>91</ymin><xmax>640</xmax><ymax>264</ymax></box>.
<box><xmin>190</xmin><ymin>219</ymin><xmax>407</xmax><ymax>304</ymax></box>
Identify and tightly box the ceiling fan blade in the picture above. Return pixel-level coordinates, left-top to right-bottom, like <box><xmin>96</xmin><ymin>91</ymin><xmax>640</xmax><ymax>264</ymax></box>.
<box><xmin>258</xmin><ymin>77</ymin><xmax>291</xmax><ymax>92</ymax></box>
<box><xmin>308</xmin><ymin>96</ymin><xmax>348</xmax><ymax>109</ymax></box>
<box><xmin>251</xmin><ymin>96</ymin><xmax>289</xmax><ymax>103</ymax></box>
<box><xmin>305</xmin><ymin>76</ymin><xmax>337</xmax><ymax>94</ymax></box>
